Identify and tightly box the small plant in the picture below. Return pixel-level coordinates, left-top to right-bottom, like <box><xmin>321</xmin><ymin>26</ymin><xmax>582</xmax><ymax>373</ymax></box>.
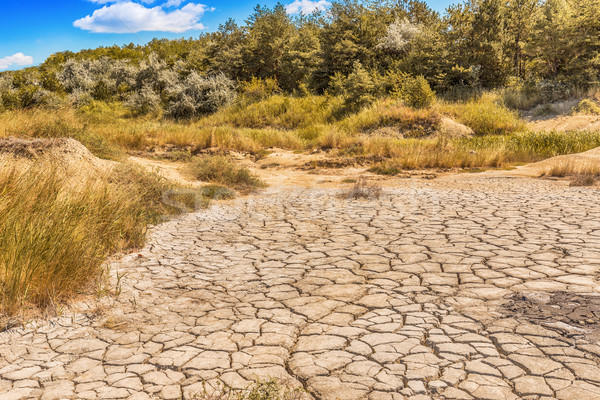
<box><xmin>189</xmin><ymin>155</ymin><xmax>266</xmax><ymax>191</ymax></box>
<box><xmin>369</xmin><ymin>162</ymin><xmax>403</xmax><ymax>176</ymax></box>
<box><xmin>200</xmin><ymin>184</ymin><xmax>236</xmax><ymax>200</ymax></box>
<box><xmin>340</xmin><ymin>176</ymin><xmax>382</xmax><ymax>200</ymax></box>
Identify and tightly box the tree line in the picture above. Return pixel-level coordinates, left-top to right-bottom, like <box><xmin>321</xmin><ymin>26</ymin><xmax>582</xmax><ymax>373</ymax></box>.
<box><xmin>1</xmin><ymin>0</ymin><xmax>599</xmax><ymax>113</ymax></box>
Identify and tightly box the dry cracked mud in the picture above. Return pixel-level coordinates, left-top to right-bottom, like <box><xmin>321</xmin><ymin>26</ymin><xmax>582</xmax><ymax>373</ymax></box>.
<box><xmin>2</xmin><ymin>174</ymin><xmax>600</xmax><ymax>400</ymax></box>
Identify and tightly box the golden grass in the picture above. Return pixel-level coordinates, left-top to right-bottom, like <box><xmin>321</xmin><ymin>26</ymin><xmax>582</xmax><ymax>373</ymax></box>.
<box><xmin>540</xmin><ymin>160</ymin><xmax>600</xmax><ymax>186</ymax></box>
<box><xmin>0</xmin><ymin>162</ymin><xmax>173</xmax><ymax>321</ymax></box>
<box><xmin>438</xmin><ymin>93</ymin><xmax>526</xmax><ymax>136</ymax></box>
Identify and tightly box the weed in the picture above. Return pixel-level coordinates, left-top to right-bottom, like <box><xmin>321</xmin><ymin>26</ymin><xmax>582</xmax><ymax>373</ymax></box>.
<box><xmin>340</xmin><ymin>177</ymin><xmax>382</xmax><ymax>200</ymax></box>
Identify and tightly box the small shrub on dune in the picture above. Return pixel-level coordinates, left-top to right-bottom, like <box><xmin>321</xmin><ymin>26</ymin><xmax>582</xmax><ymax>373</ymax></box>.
<box><xmin>395</xmin><ymin>75</ymin><xmax>435</xmax><ymax>109</ymax></box>
<box><xmin>440</xmin><ymin>93</ymin><xmax>525</xmax><ymax>136</ymax></box>
<box><xmin>572</xmin><ymin>99</ymin><xmax>600</xmax><ymax>115</ymax></box>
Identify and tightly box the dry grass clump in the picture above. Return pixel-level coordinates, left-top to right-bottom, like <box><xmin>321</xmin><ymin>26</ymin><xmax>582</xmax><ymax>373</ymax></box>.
<box><xmin>189</xmin><ymin>155</ymin><xmax>266</xmax><ymax>192</ymax></box>
<box><xmin>0</xmin><ymin>161</ymin><xmax>176</xmax><ymax>322</ymax></box>
<box><xmin>339</xmin><ymin>100</ymin><xmax>442</xmax><ymax>138</ymax></box>
<box><xmin>570</xmin><ymin>174</ymin><xmax>598</xmax><ymax>186</ymax></box>
<box><xmin>541</xmin><ymin>161</ymin><xmax>600</xmax><ymax>186</ymax></box>
<box><xmin>340</xmin><ymin>177</ymin><xmax>382</xmax><ymax>200</ymax></box>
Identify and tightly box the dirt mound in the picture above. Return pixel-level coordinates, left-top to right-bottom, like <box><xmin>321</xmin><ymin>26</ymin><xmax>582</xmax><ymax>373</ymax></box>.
<box><xmin>505</xmin><ymin>145</ymin><xmax>600</xmax><ymax>177</ymax></box>
<box><xmin>0</xmin><ymin>137</ymin><xmax>114</xmax><ymax>177</ymax></box>
<box><xmin>439</xmin><ymin>117</ymin><xmax>474</xmax><ymax>137</ymax></box>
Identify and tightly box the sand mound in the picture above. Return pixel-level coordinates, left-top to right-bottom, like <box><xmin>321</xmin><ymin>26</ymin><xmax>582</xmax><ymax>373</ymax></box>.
<box><xmin>505</xmin><ymin>145</ymin><xmax>600</xmax><ymax>177</ymax></box>
<box><xmin>0</xmin><ymin>137</ymin><xmax>114</xmax><ymax>178</ymax></box>
<box><xmin>440</xmin><ymin>117</ymin><xmax>474</xmax><ymax>138</ymax></box>
<box><xmin>528</xmin><ymin>115</ymin><xmax>600</xmax><ymax>133</ymax></box>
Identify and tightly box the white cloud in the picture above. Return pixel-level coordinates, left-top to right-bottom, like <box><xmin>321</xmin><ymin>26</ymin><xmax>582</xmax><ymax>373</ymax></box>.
<box><xmin>88</xmin><ymin>0</ymin><xmax>154</xmax><ymax>3</ymax></box>
<box><xmin>164</xmin><ymin>0</ymin><xmax>183</xmax><ymax>7</ymax></box>
<box><xmin>74</xmin><ymin>1</ymin><xmax>207</xmax><ymax>33</ymax></box>
<box><xmin>285</xmin><ymin>0</ymin><xmax>330</xmax><ymax>15</ymax></box>
<box><xmin>0</xmin><ymin>53</ymin><xmax>34</xmax><ymax>70</ymax></box>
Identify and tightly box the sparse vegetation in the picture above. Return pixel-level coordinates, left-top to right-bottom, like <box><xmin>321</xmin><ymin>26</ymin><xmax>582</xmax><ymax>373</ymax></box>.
<box><xmin>340</xmin><ymin>177</ymin><xmax>382</xmax><ymax>200</ymax></box>
<box><xmin>572</xmin><ymin>99</ymin><xmax>600</xmax><ymax>115</ymax></box>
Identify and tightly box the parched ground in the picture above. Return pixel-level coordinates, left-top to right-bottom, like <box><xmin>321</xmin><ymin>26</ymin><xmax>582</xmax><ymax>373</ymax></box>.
<box><xmin>2</xmin><ymin>172</ymin><xmax>600</xmax><ymax>400</ymax></box>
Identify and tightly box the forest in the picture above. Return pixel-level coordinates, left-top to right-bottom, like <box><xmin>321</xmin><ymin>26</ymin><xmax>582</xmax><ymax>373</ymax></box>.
<box><xmin>1</xmin><ymin>0</ymin><xmax>599</xmax><ymax>116</ymax></box>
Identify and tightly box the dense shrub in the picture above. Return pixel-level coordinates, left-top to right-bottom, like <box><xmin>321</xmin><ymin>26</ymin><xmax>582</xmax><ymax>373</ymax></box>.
<box><xmin>167</xmin><ymin>73</ymin><xmax>236</xmax><ymax>119</ymax></box>
<box><xmin>126</xmin><ymin>85</ymin><xmax>161</xmax><ymax>116</ymax></box>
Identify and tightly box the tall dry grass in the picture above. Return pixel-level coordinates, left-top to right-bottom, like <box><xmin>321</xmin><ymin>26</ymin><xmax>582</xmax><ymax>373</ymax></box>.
<box><xmin>0</xmin><ymin>161</ymin><xmax>176</xmax><ymax>322</ymax></box>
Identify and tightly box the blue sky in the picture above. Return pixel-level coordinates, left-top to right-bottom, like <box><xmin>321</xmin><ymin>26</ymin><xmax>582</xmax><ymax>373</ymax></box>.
<box><xmin>0</xmin><ymin>0</ymin><xmax>454</xmax><ymax>71</ymax></box>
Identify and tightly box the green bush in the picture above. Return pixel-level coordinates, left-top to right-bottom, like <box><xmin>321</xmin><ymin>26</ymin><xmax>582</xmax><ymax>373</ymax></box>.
<box><xmin>343</xmin><ymin>61</ymin><xmax>376</xmax><ymax>111</ymax></box>
<box><xmin>396</xmin><ymin>75</ymin><xmax>435</xmax><ymax>109</ymax></box>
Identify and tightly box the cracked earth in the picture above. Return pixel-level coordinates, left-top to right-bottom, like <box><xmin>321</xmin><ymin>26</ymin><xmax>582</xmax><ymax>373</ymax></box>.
<box><xmin>2</xmin><ymin>173</ymin><xmax>600</xmax><ymax>400</ymax></box>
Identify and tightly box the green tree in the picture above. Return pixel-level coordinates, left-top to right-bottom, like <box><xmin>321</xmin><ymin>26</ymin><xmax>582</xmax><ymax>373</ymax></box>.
<box><xmin>504</xmin><ymin>0</ymin><xmax>540</xmax><ymax>79</ymax></box>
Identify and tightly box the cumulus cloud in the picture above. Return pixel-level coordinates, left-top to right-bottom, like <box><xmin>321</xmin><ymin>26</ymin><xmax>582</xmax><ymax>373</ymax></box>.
<box><xmin>0</xmin><ymin>53</ymin><xmax>34</xmax><ymax>70</ymax></box>
<box><xmin>164</xmin><ymin>0</ymin><xmax>183</xmax><ymax>7</ymax></box>
<box><xmin>74</xmin><ymin>1</ymin><xmax>208</xmax><ymax>33</ymax></box>
<box><xmin>285</xmin><ymin>0</ymin><xmax>330</xmax><ymax>15</ymax></box>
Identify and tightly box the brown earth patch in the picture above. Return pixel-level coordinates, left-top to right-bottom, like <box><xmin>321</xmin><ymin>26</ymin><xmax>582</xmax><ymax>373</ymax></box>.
<box><xmin>502</xmin><ymin>291</ymin><xmax>600</xmax><ymax>342</ymax></box>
